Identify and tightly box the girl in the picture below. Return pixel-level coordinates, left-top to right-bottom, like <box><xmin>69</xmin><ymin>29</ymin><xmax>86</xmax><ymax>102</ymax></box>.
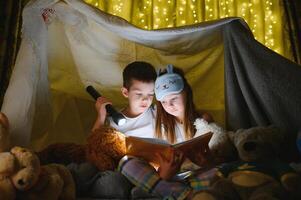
<box><xmin>118</xmin><ymin>65</ymin><xmax>218</xmax><ymax>200</ymax></box>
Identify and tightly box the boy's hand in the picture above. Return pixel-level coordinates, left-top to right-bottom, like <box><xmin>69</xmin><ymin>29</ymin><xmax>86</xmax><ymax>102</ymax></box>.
<box><xmin>95</xmin><ymin>97</ymin><xmax>112</xmax><ymax>125</ymax></box>
<box><xmin>156</xmin><ymin>148</ymin><xmax>184</xmax><ymax>180</ymax></box>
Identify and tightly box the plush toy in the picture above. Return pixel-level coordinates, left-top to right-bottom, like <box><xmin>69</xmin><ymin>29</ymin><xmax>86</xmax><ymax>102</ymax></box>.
<box><xmin>0</xmin><ymin>146</ymin><xmax>41</xmax><ymax>200</ymax></box>
<box><xmin>0</xmin><ymin>146</ymin><xmax>76</xmax><ymax>200</ymax></box>
<box><xmin>17</xmin><ymin>163</ymin><xmax>76</xmax><ymax>200</ymax></box>
<box><xmin>0</xmin><ymin>112</ymin><xmax>10</xmax><ymax>152</ymax></box>
<box><xmin>193</xmin><ymin>122</ymin><xmax>301</xmax><ymax>199</ymax></box>
<box><xmin>85</xmin><ymin>126</ymin><xmax>126</xmax><ymax>171</ymax></box>
<box><xmin>37</xmin><ymin>126</ymin><xmax>127</xmax><ymax>171</ymax></box>
<box><xmin>0</xmin><ymin>151</ymin><xmax>16</xmax><ymax>200</ymax></box>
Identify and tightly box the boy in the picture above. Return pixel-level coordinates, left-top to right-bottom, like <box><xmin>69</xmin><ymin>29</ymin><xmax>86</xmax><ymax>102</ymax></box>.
<box><xmin>92</xmin><ymin>61</ymin><xmax>157</xmax><ymax>138</ymax></box>
<box><xmin>69</xmin><ymin>61</ymin><xmax>157</xmax><ymax>199</ymax></box>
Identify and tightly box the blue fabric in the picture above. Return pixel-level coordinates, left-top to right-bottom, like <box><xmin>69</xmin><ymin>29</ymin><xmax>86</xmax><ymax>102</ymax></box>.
<box><xmin>155</xmin><ymin>64</ymin><xmax>184</xmax><ymax>101</ymax></box>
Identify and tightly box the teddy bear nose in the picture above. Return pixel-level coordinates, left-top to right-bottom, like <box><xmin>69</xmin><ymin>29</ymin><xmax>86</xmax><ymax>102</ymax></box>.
<box><xmin>18</xmin><ymin>179</ymin><xmax>25</xmax><ymax>185</ymax></box>
<box><xmin>243</xmin><ymin>142</ymin><xmax>256</xmax><ymax>151</ymax></box>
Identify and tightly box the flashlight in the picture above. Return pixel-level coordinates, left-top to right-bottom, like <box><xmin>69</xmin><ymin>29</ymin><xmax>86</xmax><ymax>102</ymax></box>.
<box><xmin>86</xmin><ymin>86</ymin><xmax>126</xmax><ymax>126</ymax></box>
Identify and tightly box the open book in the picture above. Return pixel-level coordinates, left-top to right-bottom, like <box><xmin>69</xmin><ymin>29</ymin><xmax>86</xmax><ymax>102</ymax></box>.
<box><xmin>125</xmin><ymin>132</ymin><xmax>213</xmax><ymax>166</ymax></box>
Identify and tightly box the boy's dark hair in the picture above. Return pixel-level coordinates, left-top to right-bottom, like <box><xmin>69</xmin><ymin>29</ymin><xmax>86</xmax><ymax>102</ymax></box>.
<box><xmin>123</xmin><ymin>61</ymin><xmax>156</xmax><ymax>88</ymax></box>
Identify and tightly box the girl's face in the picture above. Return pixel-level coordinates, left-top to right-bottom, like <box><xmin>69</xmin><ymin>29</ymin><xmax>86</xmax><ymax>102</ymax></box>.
<box><xmin>160</xmin><ymin>91</ymin><xmax>185</xmax><ymax>120</ymax></box>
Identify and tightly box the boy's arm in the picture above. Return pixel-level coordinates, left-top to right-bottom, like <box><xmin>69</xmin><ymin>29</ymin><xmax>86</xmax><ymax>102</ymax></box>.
<box><xmin>91</xmin><ymin>97</ymin><xmax>111</xmax><ymax>132</ymax></box>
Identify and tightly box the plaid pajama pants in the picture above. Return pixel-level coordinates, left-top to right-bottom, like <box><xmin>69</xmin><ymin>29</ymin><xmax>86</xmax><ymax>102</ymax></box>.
<box><xmin>118</xmin><ymin>156</ymin><xmax>220</xmax><ymax>200</ymax></box>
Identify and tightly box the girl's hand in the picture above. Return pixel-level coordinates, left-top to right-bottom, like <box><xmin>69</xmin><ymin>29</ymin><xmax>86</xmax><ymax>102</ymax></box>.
<box><xmin>95</xmin><ymin>97</ymin><xmax>112</xmax><ymax>124</ymax></box>
<box><xmin>156</xmin><ymin>148</ymin><xmax>184</xmax><ymax>180</ymax></box>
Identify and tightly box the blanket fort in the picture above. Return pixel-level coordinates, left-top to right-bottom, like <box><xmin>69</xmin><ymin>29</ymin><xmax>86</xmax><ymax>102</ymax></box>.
<box><xmin>1</xmin><ymin>0</ymin><xmax>301</xmax><ymax>161</ymax></box>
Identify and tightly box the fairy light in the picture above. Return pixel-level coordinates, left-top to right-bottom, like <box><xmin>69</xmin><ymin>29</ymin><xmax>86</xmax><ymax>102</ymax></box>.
<box><xmin>84</xmin><ymin>0</ymin><xmax>285</xmax><ymax>59</ymax></box>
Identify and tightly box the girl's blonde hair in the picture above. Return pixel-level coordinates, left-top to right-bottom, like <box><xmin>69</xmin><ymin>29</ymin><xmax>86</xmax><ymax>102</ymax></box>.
<box><xmin>155</xmin><ymin>68</ymin><xmax>199</xmax><ymax>144</ymax></box>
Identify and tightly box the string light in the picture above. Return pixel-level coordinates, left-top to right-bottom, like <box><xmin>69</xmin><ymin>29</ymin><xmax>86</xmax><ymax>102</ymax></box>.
<box><xmin>85</xmin><ymin>0</ymin><xmax>285</xmax><ymax>57</ymax></box>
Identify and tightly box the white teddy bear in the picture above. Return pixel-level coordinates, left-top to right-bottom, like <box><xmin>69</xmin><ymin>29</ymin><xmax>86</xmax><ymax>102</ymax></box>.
<box><xmin>194</xmin><ymin>118</ymin><xmax>236</xmax><ymax>163</ymax></box>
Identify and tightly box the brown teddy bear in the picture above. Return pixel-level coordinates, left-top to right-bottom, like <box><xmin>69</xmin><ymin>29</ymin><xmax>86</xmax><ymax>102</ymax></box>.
<box><xmin>0</xmin><ymin>146</ymin><xmax>40</xmax><ymax>200</ymax></box>
<box><xmin>0</xmin><ymin>146</ymin><xmax>76</xmax><ymax>200</ymax></box>
<box><xmin>0</xmin><ymin>112</ymin><xmax>10</xmax><ymax>152</ymax></box>
<box><xmin>86</xmin><ymin>126</ymin><xmax>126</xmax><ymax>171</ymax></box>
<box><xmin>0</xmin><ymin>151</ymin><xmax>16</xmax><ymax>200</ymax></box>
<box><xmin>17</xmin><ymin>163</ymin><xmax>76</xmax><ymax>200</ymax></box>
<box><xmin>37</xmin><ymin>126</ymin><xmax>127</xmax><ymax>171</ymax></box>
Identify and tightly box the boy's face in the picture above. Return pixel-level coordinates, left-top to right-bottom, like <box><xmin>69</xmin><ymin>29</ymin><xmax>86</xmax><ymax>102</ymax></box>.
<box><xmin>122</xmin><ymin>79</ymin><xmax>155</xmax><ymax>115</ymax></box>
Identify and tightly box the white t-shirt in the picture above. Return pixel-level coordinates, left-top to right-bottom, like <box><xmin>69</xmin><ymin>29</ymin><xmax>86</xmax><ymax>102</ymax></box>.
<box><xmin>161</xmin><ymin>122</ymin><xmax>185</xmax><ymax>143</ymax></box>
<box><xmin>108</xmin><ymin>107</ymin><xmax>156</xmax><ymax>138</ymax></box>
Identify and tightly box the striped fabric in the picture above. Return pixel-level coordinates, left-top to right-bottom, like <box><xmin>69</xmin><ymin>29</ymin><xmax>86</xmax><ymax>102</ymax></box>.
<box><xmin>188</xmin><ymin>168</ymin><xmax>220</xmax><ymax>191</ymax></box>
<box><xmin>119</xmin><ymin>156</ymin><xmax>191</xmax><ymax>200</ymax></box>
<box><xmin>119</xmin><ymin>156</ymin><xmax>221</xmax><ymax>200</ymax></box>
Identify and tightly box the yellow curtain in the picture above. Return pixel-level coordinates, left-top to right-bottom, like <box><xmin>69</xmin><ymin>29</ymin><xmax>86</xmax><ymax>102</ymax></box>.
<box><xmin>84</xmin><ymin>0</ymin><xmax>293</xmax><ymax>61</ymax></box>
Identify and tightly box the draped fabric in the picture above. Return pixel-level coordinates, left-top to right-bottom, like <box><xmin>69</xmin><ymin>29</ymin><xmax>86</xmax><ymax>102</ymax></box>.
<box><xmin>0</xmin><ymin>0</ymin><xmax>24</xmax><ymax>106</ymax></box>
<box><xmin>224</xmin><ymin>21</ymin><xmax>301</xmax><ymax>161</ymax></box>
<box><xmin>1</xmin><ymin>0</ymin><xmax>300</xmax><ymax>160</ymax></box>
<box><xmin>84</xmin><ymin>0</ymin><xmax>295</xmax><ymax>62</ymax></box>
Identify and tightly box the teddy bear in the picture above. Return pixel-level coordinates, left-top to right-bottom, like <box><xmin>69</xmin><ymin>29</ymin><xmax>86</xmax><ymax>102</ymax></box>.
<box><xmin>85</xmin><ymin>126</ymin><xmax>126</xmax><ymax>171</ymax></box>
<box><xmin>17</xmin><ymin>163</ymin><xmax>76</xmax><ymax>200</ymax></box>
<box><xmin>192</xmin><ymin>121</ymin><xmax>301</xmax><ymax>199</ymax></box>
<box><xmin>0</xmin><ymin>112</ymin><xmax>10</xmax><ymax>152</ymax></box>
<box><xmin>0</xmin><ymin>146</ymin><xmax>40</xmax><ymax>200</ymax></box>
<box><xmin>0</xmin><ymin>146</ymin><xmax>76</xmax><ymax>200</ymax></box>
<box><xmin>0</xmin><ymin>151</ymin><xmax>16</xmax><ymax>200</ymax></box>
<box><xmin>37</xmin><ymin>126</ymin><xmax>127</xmax><ymax>171</ymax></box>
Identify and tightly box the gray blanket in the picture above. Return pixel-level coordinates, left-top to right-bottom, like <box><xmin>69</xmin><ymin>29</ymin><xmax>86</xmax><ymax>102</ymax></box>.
<box><xmin>224</xmin><ymin>21</ymin><xmax>301</xmax><ymax>161</ymax></box>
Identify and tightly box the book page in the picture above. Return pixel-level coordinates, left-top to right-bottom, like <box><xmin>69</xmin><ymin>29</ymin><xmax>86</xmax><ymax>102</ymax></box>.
<box><xmin>173</xmin><ymin>132</ymin><xmax>213</xmax><ymax>166</ymax></box>
<box><xmin>126</xmin><ymin>136</ymin><xmax>171</xmax><ymax>164</ymax></box>
<box><xmin>125</xmin><ymin>132</ymin><xmax>213</xmax><ymax>166</ymax></box>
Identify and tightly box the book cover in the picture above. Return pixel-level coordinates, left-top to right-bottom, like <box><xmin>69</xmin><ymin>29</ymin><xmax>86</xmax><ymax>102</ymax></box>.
<box><xmin>125</xmin><ymin>132</ymin><xmax>213</xmax><ymax>166</ymax></box>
